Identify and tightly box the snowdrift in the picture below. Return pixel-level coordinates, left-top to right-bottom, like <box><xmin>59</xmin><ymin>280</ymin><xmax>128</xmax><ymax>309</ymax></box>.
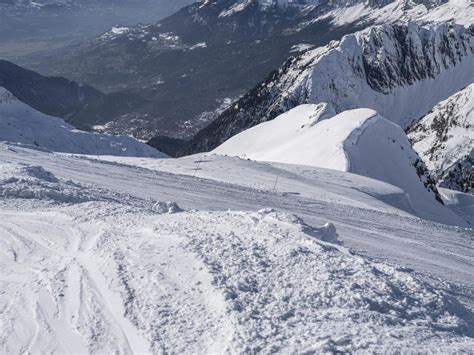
<box><xmin>0</xmin><ymin>87</ymin><xmax>166</xmax><ymax>157</ymax></box>
<box><xmin>1</xmin><ymin>204</ymin><xmax>473</xmax><ymax>353</ymax></box>
<box><xmin>409</xmin><ymin>84</ymin><xmax>473</xmax><ymax>194</ymax></box>
<box><xmin>213</xmin><ymin>106</ymin><xmax>464</xmax><ymax>224</ymax></box>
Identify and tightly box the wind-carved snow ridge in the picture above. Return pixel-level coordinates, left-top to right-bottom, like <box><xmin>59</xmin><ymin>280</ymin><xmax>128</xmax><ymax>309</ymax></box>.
<box><xmin>409</xmin><ymin>84</ymin><xmax>474</xmax><ymax>194</ymax></box>
<box><xmin>213</xmin><ymin>107</ymin><xmax>465</xmax><ymax>225</ymax></box>
<box><xmin>189</xmin><ymin>22</ymin><xmax>473</xmax><ymax>153</ymax></box>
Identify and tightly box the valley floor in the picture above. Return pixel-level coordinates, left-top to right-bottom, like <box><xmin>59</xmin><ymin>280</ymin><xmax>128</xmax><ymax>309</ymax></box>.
<box><xmin>1</xmin><ymin>143</ymin><xmax>473</xmax><ymax>353</ymax></box>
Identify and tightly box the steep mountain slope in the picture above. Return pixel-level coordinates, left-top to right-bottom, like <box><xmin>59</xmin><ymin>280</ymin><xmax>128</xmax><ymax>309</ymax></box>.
<box><xmin>213</xmin><ymin>106</ymin><xmax>458</xmax><ymax>223</ymax></box>
<box><xmin>0</xmin><ymin>60</ymin><xmax>101</xmax><ymax>126</ymax></box>
<box><xmin>0</xmin><ymin>0</ymin><xmax>193</xmax><ymax>58</ymax></box>
<box><xmin>0</xmin><ymin>87</ymin><xmax>165</xmax><ymax>157</ymax></box>
<box><xmin>186</xmin><ymin>22</ymin><xmax>474</xmax><ymax>153</ymax></box>
<box><xmin>0</xmin><ymin>60</ymin><xmax>146</xmax><ymax>131</ymax></box>
<box><xmin>409</xmin><ymin>84</ymin><xmax>473</xmax><ymax>193</ymax></box>
<box><xmin>21</xmin><ymin>0</ymin><xmax>472</xmax><ymax>140</ymax></box>
<box><xmin>21</xmin><ymin>0</ymin><xmax>359</xmax><ymax>139</ymax></box>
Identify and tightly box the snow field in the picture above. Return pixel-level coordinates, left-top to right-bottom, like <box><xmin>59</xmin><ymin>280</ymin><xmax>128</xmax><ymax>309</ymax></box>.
<box><xmin>1</xmin><ymin>200</ymin><xmax>473</xmax><ymax>353</ymax></box>
<box><xmin>0</xmin><ymin>147</ymin><xmax>472</xmax><ymax>353</ymax></box>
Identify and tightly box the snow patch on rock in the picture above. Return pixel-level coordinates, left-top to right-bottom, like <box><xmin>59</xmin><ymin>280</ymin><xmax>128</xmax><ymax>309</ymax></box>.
<box><xmin>409</xmin><ymin>84</ymin><xmax>473</xmax><ymax>194</ymax></box>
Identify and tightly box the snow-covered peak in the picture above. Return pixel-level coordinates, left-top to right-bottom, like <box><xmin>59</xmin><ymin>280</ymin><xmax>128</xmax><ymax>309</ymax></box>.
<box><xmin>187</xmin><ymin>22</ymin><xmax>473</xmax><ymax>153</ymax></box>
<box><xmin>0</xmin><ymin>87</ymin><xmax>166</xmax><ymax>158</ymax></box>
<box><xmin>206</xmin><ymin>0</ymin><xmax>474</xmax><ymax>28</ymax></box>
<box><xmin>213</xmin><ymin>106</ymin><xmax>461</xmax><ymax>224</ymax></box>
<box><xmin>212</xmin><ymin>103</ymin><xmax>335</xmax><ymax>154</ymax></box>
<box><xmin>323</xmin><ymin>0</ymin><xmax>473</xmax><ymax>27</ymax></box>
<box><xmin>297</xmin><ymin>22</ymin><xmax>473</xmax><ymax>126</ymax></box>
<box><xmin>409</xmin><ymin>84</ymin><xmax>473</xmax><ymax>193</ymax></box>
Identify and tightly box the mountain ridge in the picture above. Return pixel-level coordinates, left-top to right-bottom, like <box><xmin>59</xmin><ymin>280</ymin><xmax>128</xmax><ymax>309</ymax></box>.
<box><xmin>184</xmin><ymin>22</ymin><xmax>474</xmax><ymax>154</ymax></box>
<box><xmin>409</xmin><ymin>84</ymin><xmax>473</xmax><ymax>193</ymax></box>
<box><xmin>20</xmin><ymin>0</ymin><xmax>472</xmax><ymax>140</ymax></box>
<box><xmin>0</xmin><ymin>87</ymin><xmax>165</xmax><ymax>157</ymax></box>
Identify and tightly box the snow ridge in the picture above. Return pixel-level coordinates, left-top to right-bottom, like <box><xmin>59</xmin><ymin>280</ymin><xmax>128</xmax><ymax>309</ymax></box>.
<box><xmin>409</xmin><ymin>84</ymin><xmax>473</xmax><ymax>193</ymax></box>
<box><xmin>187</xmin><ymin>22</ymin><xmax>474</xmax><ymax>153</ymax></box>
<box><xmin>213</xmin><ymin>107</ymin><xmax>462</xmax><ymax>224</ymax></box>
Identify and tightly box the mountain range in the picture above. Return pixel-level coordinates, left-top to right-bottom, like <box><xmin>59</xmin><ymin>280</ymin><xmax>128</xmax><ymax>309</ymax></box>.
<box><xmin>0</xmin><ymin>0</ymin><xmax>193</xmax><ymax>58</ymax></box>
<box><xmin>186</xmin><ymin>22</ymin><xmax>473</xmax><ymax>151</ymax></box>
<box><xmin>18</xmin><ymin>0</ymin><xmax>471</xmax><ymax>142</ymax></box>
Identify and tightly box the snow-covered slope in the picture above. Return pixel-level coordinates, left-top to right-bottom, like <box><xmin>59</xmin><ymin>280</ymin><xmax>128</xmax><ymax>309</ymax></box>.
<box><xmin>213</xmin><ymin>106</ymin><xmax>463</xmax><ymax>224</ymax></box>
<box><xmin>213</xmin><ymin>103</ymin><xmax>337</xmax><ymax>163</ymax></box>
<box><xmin>0</xmin><ymin>87</ymin><xmax>165</xmax><ymax>157</ymax></box>
<box><xmin>187</xmin><ymin>22</ymin><xmax>474</xmax><ymax>153</ymax></box>
<box><xmin>0</xmin><ymin>143</ymin><xmax>473</xmax><ymax>353</ymax></box>
<box><xmin>324</xmin><ymin>0</ymin><xmax>473</xmax><ymax>27</ymax></box>
<box><xmin>440</xmin><ymin>187</ymin><xmax>474</xmax><ymax>225</ymax></box>
<box><xmin>409</xmin><ymin>84</ymin><xmax>473</xmax><ymax>194</ymax></box>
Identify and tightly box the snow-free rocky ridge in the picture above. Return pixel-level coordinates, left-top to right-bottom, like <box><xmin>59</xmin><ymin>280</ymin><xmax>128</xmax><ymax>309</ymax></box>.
<box><xmin>186</xmin><ymin>22</ymin><xmax>474</xmax><ymax>154</ymax></box>
<box><xmin>0</xmin><ymin>87</ymin><xmax>165</xmax><ymax>157</ymax></box>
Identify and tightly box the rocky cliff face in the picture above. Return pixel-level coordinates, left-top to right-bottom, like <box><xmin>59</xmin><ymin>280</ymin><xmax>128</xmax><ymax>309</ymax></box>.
<box><xmin>185</xmin><ymin>22</ymin><xmax>474</xmax><ymax>154</ymax></box>
<box><xmin>409</xmin><ymin>84</ymin><xmax>473</xmax><ymax>194</ymax></box>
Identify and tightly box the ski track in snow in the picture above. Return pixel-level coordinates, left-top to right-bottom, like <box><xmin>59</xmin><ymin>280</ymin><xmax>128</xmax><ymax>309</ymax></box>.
<box><xmin>0</xmin><ymin>144</ymin><xmax>473</xmax><ymax>353</ymax></box>
<box><xmin>0</xmin><ymin>212</ymin><xmax>150</xmax><ymax>353</ymax></box>
<box><xmin>0</xmin><ymin>208</ymin><xmax>236</xmax><ymax>353</ymax></box>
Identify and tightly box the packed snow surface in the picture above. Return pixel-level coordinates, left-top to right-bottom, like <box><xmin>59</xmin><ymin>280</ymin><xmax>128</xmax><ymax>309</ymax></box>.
<box><xmin>214</xmin><ymin>106</ymin><xmax>463</xmax><ymax>225</ymax></box>
<box><xmin>0</xmin><ymin>87</ymin><xmax>165</xmax><ymax>157</ymax></box>
<box><xmin>1</xmin><ymin>148</ymin><xmax>473</xmax><ymax>353</ymax></box>
<box><xmin>0</xmin><ymin>142</ymin><xmax>474</xmax><ymax>353</ymax></box>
